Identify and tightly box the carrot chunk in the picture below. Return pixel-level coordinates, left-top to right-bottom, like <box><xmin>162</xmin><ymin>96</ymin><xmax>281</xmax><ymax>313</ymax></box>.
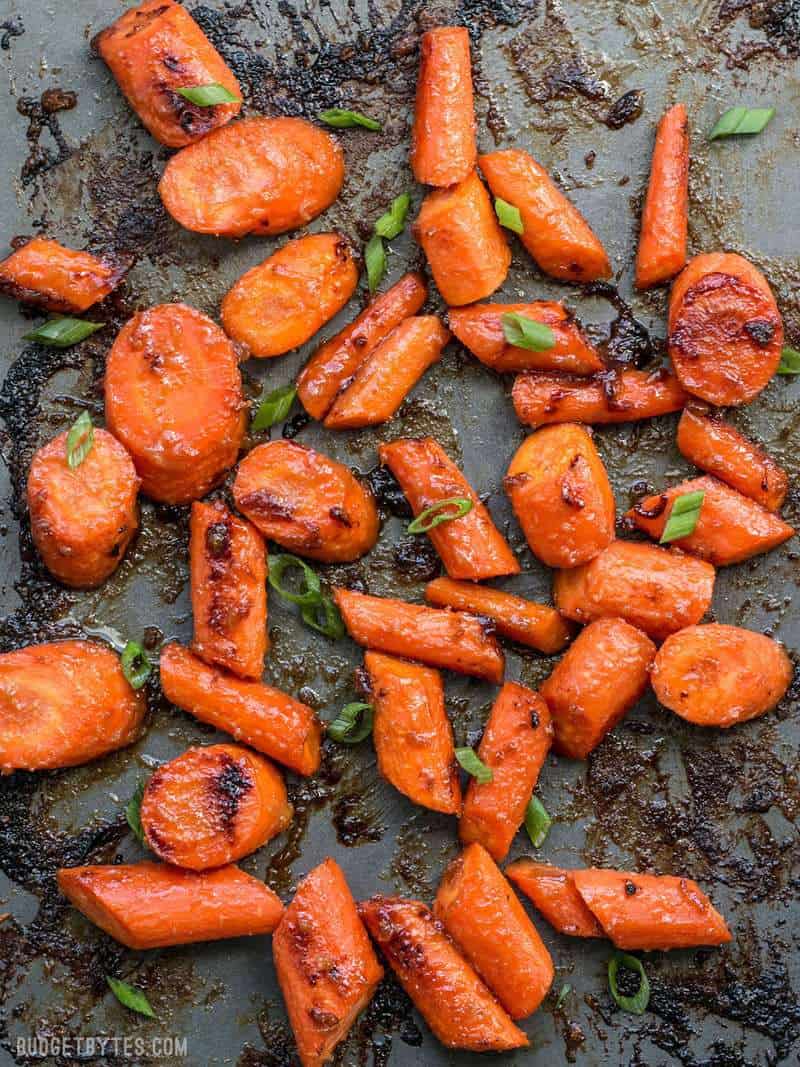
<box><xmin>505</xmin><ymin>860</ymin><xmax>605</xmax><ymax>938</ymax></box>
<box><xmin>0</xmin><ymin>237</ymin><xmax>129</xmax><ymax>313</ymax></box>
<box><xmin>513</xmin><ymin>368</ymin><xmax>686</xmax><ymax>428</ymax></box>
<box><xmin>635</xmin><ymin>103</ymin><xmax>689</xmax><ymax>289</ymax></box>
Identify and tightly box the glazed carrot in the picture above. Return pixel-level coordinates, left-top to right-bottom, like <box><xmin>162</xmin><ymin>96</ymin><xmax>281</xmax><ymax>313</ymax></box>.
<box><xmin>448</xmin><ymin>301</ymin><xmax>603</xmax><ymax>375</ymax></box>
<box><xmin>410</xmin><ymin>27</ymin><xmax>477</xmax><ymax>187</ymax></box>
<box><xmin>505</xmin><ymin>424</ymin><xmax>615</xmax><ymax>568</ymax></box>
<box><xmin>334</xmin><ymin>589</ymin><xmax>504</xmax><ymax>683</ymax></box>
<box><xmin>668</xmin><ymin>252</ymin><xmax>783</xmax><ymax>406</ymax></box>
<box><xmin>635</xmin><ymin>103</ymin><xmax>689</xmax><ymax>289</ymax></box>
<box><xmin>505</xmin><ymin>861</ymin><xmax>605</xmax><ymax>938</ymax></box>
<box><xmin>627</xmin><ymin>475</ymin><xmax>794</xmax><ymax>566</ymax></box>
<box><xmin>364</xmin><ymin>652</ymin><xmax>461</xmax><ymax>815</ymax></box>
<box><xmin>424</xmin><ymin>578</ymin><xmax>572</xmax><ymax>654</ymax></box>
<box><xmin>190</xmin><ymin>500</ymin><xmax>267</xmax><ymax>680</ymax></box>
<box><xmin>140</xmin><ymin>744</ymin><xmax>292</xmax><ymax>870</ymax></box>
<box><xmin>479</xmin><ymin>148</ymin><xmax>611</xmax><ymax>282</ymax></box>
<box><xmin>513</xmin><ymin>368</ymin><xmax>686</xmax><ymax>428</ymax></box>
<box><xmin>160</xmin><ymin>643</ymin><xmax>322</xmax><ymax>775</ymax></box>
<box><xmin>274</xmin><ymin>859</ymin><xmax>383</xmax><ymax>1067</ymax></box>
<box><xmin>677</xmin><ymin>405</ymin><xmax>788</xmax><ymax>512</ymax></box>
<box><xmin>0</xmin><ymin>640</ymin><xmax>146</xmax><ymax>774</ymax></box>
<box><xmin>459</xmin><ymin>682</ymin><xmax>552</xmax><ymax>861</ymax></box>
<box><xmin>105</xmin><ymin>303</ymin><xmax>245</xmax><ymax>505</ymax></box>
<box><xmin>359</xmin><ymin>896</ymin><xmax>528</xmax><ymax>1050</ymax></box>
<box><xmin>553</xmin><ymin>540</ymin><xmax>716</xmax><ymax>641</ymax></box>
<box><xmin>651</xmin><ymin>623</ymin><xmax>793</xmax><ymax>727</ymax></box>
<box><xmin>297</xmin><ymin>272</ymin><xmax>428</xmax><ymax>421</ymax></box>
<box><xmin>324</xmin><ymin>316</ymin><xmax>449</xmax><ymax>429</ymax></box>
<box><xmin>379</xmin><ymin>437</ymin><xmax>519</xmax><ymax>581</ymax></box>
<box><xmin>222</xmin><ymin>234</ymin><xmax>358</xmax><ymax>359</ymax></box>
<box><xmin>27</xmin><ymin>427</ymin><xmax>140</xmax><ymax>588</ymax></box>
<box><xmin>57</xmin><ymin>862</ymin><xmax>283</xmax><ymax>949</ymax></box>
<box><xmin>158</xmin><ymin>117</ymin><xmax>344</xmax><ymax>236</ymax></box>
<box><xmin>0</xmin><ymin>237</ymin><xmax>129</xmax><ymax>313</ymax></box>
<box><xmin>233</xmin><ymin>441</ymin><xmax>378</xmax><ymax>563</ymax></box>
<box><xmin>414</xmin><ymin>170</ymin><xmax>510</xmax><ymax>306</ymax></box>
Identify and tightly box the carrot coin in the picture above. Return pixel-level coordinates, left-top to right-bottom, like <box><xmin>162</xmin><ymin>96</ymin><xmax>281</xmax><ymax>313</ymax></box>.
<box><xmin>0</xmin><ymin>237</ymin><xmax>129</xmax><ymax>313</ymax></box>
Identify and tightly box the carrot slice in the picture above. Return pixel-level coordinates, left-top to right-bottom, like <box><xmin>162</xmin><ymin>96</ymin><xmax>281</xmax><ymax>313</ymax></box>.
<box><xmin>651</xmin><ymin>623</ymin><xmax>793</xmax><ymax>727</ymax></box>
<box><xmin>364</xmin><ymin>652</ymin><xmax>461</xmax><ymax>815</ymax></box>
<box><xmin>158</xmin><ymin>116</ymin><xmax>344</xmax><ymax>236</ymax></box>
<box><xmin>505</xmin><ymin>860</ymin><xmax>605</xmax><ymax>938</ymax></box>
<box><xmin>233</xmin><ymin>440</ymin><xmax>379</xmax><ymax>563</ymax></box>
<box><xmin>635</xmin><ymin>103</ymin><xmax>689</xmax><ymax>289</ymax></box>
<box><xmin>160</xmin><ymin>643</ymin><xmax>322</xmax><ymax>775</ymax></box>
<box><xmin>379</xmin><ymin>437</ymin><xmax>519</xmax><ymax>581</ymax></box>
<box><xmin>459</xmin><ymin>682</ymin><xmax>552</xmax><ymax>861</ymax></box>
<box><xmin>513</xmin><ymin>368</ymin><xmax>686</xmax><ymax>428</ymax></box>
<box><xmin>0</xmin><ymin>237</ymin><xmax>129</xmax><ymax>313</ymax></box>
<box><xmin>359</xmin><ymin>896</ymin><xmax>528</xmax><ymax>1051</ymax></box>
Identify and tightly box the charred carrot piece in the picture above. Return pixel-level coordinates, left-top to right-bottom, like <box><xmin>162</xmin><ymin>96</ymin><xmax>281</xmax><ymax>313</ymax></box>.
<box><xmin>459</xmin><ymin>682</ymin><xmax>552</xmax><ymax>862</ymax></box>
<box><xmin>57</xmin><ymin>861</ymin><xmax>283</xmax><ymax>949</ymax></box>
<box><xmin>651</xmin><ymin>623</ymin><xmax>793</xmax><ymax>728</ymax></box>
<box><xmin>334</xmin><ymin>589</ymin><xmax>504</xmax><ymax>683</ymax></box>
<box><xmin>364</xmin><ymin>652</ymin><xmax>461</xmax><ymax>815</ymax></box>
<box><xmin>505</xmin><ymin>860</ymin><xmax>605</xmax><ymax>938</ymax></box>
<box><xmin>414</xmin><ymin>170</ymin><xmax>510</xmax><ymax>306</ymax></box>
<box><xmin>668</xmin><ymin>252</ymin><xmax>783</xmax><ymax>406</ymax></box>
<box><xmin>160</xmin><ymin>643</ymin><xmax>322</xmax><ymax>775</ymax></box>
<box><xmin>359</xmin><ymin>896</ymin><xmax>528</xmax><ymax>1050</ymax></box>
<box><xmin>505</xmin><ymin>423</ymin><xmax>615</xmax><ymax>568</ymax></box>
<box><xmin>274</xmin><ymin>859</ymin><xmax>383</xmax><ymax>1067</ymax></box>
<box><xmin>479</xmin><ymin>148</ymin><xmax>611</xmax><ymax>282</ymax></box>
<box><xmin>159</xmin><ymin>116</ymin><xmax>344</xmax><ymax>236</ymax></box>
<box><xmin>233</xmin><ymin>441</ymin><xmax>379</xmax><ymax>563</ymax></box>
<box><xmin>635</xmin><ymin>103</ymin><xmax>689</xmax><ymax>289</ymax></box>
<box><xmin>0</xmin><ymin>237</ymin><xmax>129</xmax><ymax>313</ymax></box>
<box><xmin>513</xmin><ymin>368</ymin><xmax>686</xmax><ymax>428</ymax></box>
<box><xmin>297</xmin><ymin>272</ymin><xmax>428</xmax><ymax>421</ymax></box>
<box><xmin>379</xmin><ymin>437</ymin><xmax>519</xmax><ymax>581</ymax></box>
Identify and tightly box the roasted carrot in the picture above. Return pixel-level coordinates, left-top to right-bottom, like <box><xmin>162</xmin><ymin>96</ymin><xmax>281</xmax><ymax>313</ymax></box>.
<box><xmin>0</xmin><ymin>237</ymin><xmax>129</xmax><ymax>313</ymax></box>
<box><xmin>379</xmin><ymin>437</ymin><xmax>519</xmax><ymax>581</ymax></box>
<box><xmin>628</xmin><ymin>475</ymin><xmax>794</xmax><ymax>566</ymax></box>
<box><xmin>677</xmin><ymin>405</ymin><xmax>788</xmax><ymax>512</ymax></box>
<box><xmin>324</xmin><ymin>316</ymin><xmax>449</xmax><ymax>429</ymax></box>
<box><xmin>57</xmin><ymin>861</ymin><xmax>283</xmax><ymax>949</ymax></box>
<box><xmin>505</xmin><ymin>861</ymin><xmax>605</xmax><ymax>938</ymax></box>
<box><xmin>479</xmin><ymin>148</ymin><xmax>611</xmax><ymax>282</ymax></box>
<box><xmin>359</xmin><ymin>896</ymin><xmax>528</xmax><ymax>1050</ymax></box>
<box><xmin>635</xmin><ymin>103</ymin><xmax>689</xmax><ymax>289</ymax></box>
<box><xmin>553</xmin><ymin>540</ymin><xmax>716</xmax><ymax>641</ymax></box>
<box><xmin>414</xmin><ymin>170</ymin><xmax>510</xmax><ymax>306</ymax></box>
<box><xmin>221</xmin><ymin>234</ymin><xmax>358</xmax><ymax>359</ymax></box>
<box><xmin>297</xmin><ymin>272</ymin><xmax>428</xmax><ymax>421</ymax></box>
<box><xmin>364</xmin><ymin>652</ymin><xmax>461</xmax><ymax>815</ymax></box>
<box><xmin>651</xmin><ymin>623</ymin><xmax>793</xmax><ymax>727</ymax></box>
<box><xmin>334</xmin><ymin>589</ymin><xmax>504</xmax><ymax>683</ymax></box>
<box><xmin>448</xmin><ymin>301</ymin><xmax>603</xmax><ymax>375</ymax></box>
<box><xmin>668</xmin><ymin>252</ymin><xmax>783</xmax><ymax>406</ymax></box>
<box><xmin>410</xmin><ymin>27</ymin><xmax>477</xmax><ymax>187</ymax></box>
<box><xmin>505</xmin><ymin>424</ymin><xmax>615</xmax><ymax>568</ymax></box>
<box><xmin>190</xmin><ymin>500</ymin><xmax>267</xmax><ymax>680</ymax></box>
<box><xmin>27</xmin><ymin>427</ymin><xmax>140</xmax><ymax>588</ymax></box>
<box><xmin>158</xmin><ymin>116</ymin><xmax>344</xmax><ymax>236</ymax></box>
<box><xmin>233</xmin><ymin>441</ymin><xmax>379</xmax><ymax>563</ymax></box>
<box><xmin>104</xmin><ymin>303</ymin><xmax>245</xmax><ymax>505</ymax></box>
<box><xmin>0</xmin><ymin>640</ymin><xmax>145</xmax><ymax>774</ymax></box>
<box><xmin>459</xmin><ymin>682</ymin><xmax>552</xmax><ymax>861</ymax></box>
<box><xmin>160</xmin><ymin>643</ymin><xmax>322</xmax><ymax>775</ymax></box>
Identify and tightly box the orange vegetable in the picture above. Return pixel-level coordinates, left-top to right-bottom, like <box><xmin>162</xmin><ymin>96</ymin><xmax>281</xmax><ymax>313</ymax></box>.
<box><xmin>505</xmin><ymin>423</ymin><xmax>615</xmax><ymax>568</ymax></box>
<box><xmin>104</xmin><ymin>303</ymin><xmax>245</xmax><ymax>505</ymax></box>
<box><xmin>651</xmin><ymin>623</ymin><xmax>793</xmax><ymax>727</ymax></box>
<box><xmin>0</xmin><ymin>237</ymin><xmax>129</xmax><ymax>313</ymax></box>
<box><xmin>364</xmin><ymin>652</ymin><xmax>461</xmax><ymax>815</ymax></box>
<box><xmin>379</xmin><ymin>437</ymin><xmax>519</xmax><ymax>581</ymax></box>
<box><xmin>0</xmin><ymin>640</ymin><xmax>145</xmax><ymax>774</ymax></box>
<box><xmin>513</xmin><ymin>368</ymin><xmax>686</xmax><ymax>428</ymax></box>
<box><xmin>158</xmin><ymin>116</ymin><xmax>344</xmax><ymax>236</ymax></box>
<box><xmin>635</xmin><ymin>103</ymin><xmax>689</xmax><ymax>289</ymax></box>
<box><xmin>668</xmin><ymin>252</ymin><xmax>783</xmax><ymax>406</ymax></box>
<box><xmin>359</xmin><ymin>896</ymin><xmax>528</xmax><ymax>1051</ymax></box>
<box><xmin>233</xmin><ymin>441</ymin><xmax>379</xmax><ymax>563</ymax></box>
<box><xmin>159</xmin><ymin>643</ymin><xmax>322</xmax><ymax>775</ymax></box>
<box><xmin>334</xmin><ymin>589</ymin><xmax>504</xmax><ymax>683</ymax></box>
<box><xmin>479</xmin><ymin>148</ymin><xmax>611</xmax><ymax>282</ymax></box>
<box><xmin>414</xmin><ymin>170</ymin><xmax>510</xmax><ymax>306</ymax></box>
<box><xmin>505</xmin><ymin>861</ymin><xmax>605</xmax><ymax>938</ymax></box>
<box><xmin>57</xmin><ymin>861</ymin><xmax>283</xmax><ymax>949</ymax></box>
<box><xmin>459</xmin><ymin>682</ymin><xmax>552</xmax><ymax>862</ymax></box>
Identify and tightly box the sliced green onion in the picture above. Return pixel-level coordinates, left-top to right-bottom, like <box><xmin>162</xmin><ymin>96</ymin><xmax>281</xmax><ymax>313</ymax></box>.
<box><xmin>374</xmin><ymin>193</ymin><xmax>411</xmax><ymax>240</ymax></box>
<box><xmin>407</xmin><ymin>497</ymin><xmax>473</xmax><ymax>534</ymax></box>
<box><xmin>24</xmin><ymin>317</ymin><xmax>104</xmax><ymax>348</ymax></box>
<box><xmin>709</xmin><ymin>106</ymin><xmax>775</xmax><ymax>140</ymax></box>
<box><xmin>455</xmin><ymin>747</ymin><xmax>493</xmax><ymax>784</ymax></box>
<box><xmin>121</xmin><ymin>640</ymin><xmax>152</xmax><ymax>690</ymax></box>
<box><xmin>106</xmin><ymin>977</ymin><xmax>156</xmax><ymax>1018</ymax></box>
<box><xmin>319</xmin><ymin>108</ymin><xmax>382</xmax><ymax>131</ymax></box>
<box><xmin>607</xmin><ymin>952</ymin><xmax>650</xmax><ymax>1015</ymax></box>
<box><xmin>327</xmin><ymin>702</ymin><xmax>374</xmax><ymax>743</ymax></box>
<box><xmin>365</xmin><ymin>234</ymin><xmax>387</xmax><ymax>293</ymax></box>
<box><xmin>300</xmin><ymin>595</ymin><xmax>345</xmax><ymax>639</ymax></box>
<box><xmin>495</xmin><ymin>197</ymin><xmax>524</xmax><ymax>235</ymax></box>
<box><xmin>778</xmin><ymin>345</ymin><xmax>800</xmax><ymax>374</ymax></box>
<box><xmin>555</xmin><ymin>983</ymin><xmax>572</xmax><ymax>1010</ymax></box>
<box><xmin>268</xmin><ymin>554</ymin><xmax>322</xmax><ymax>607</ymax></box>
<box><xmin>501</xmin><ymin>312</ymin><xmax>556</xmax><ymax>352</ymax></box>
<box><xmin>176</xmin><ymin>83</ymin><xmax>239</xmax><ymax>106</ymax></box>
<box><xmin>659</xmin><ymin>489</ymin><xmax>705</xmax><ymax>544</ymax></box>
<box><xmin>125</xmin><ymin>780</ymin><xmax>146</xmax><ymax>845</ymax></box>
<box><xmin>66</xmin><ymin>411</ymin><xmax>94</xmax><ymax>469</ymax></box>
<box><xmin>524</xmin><ymin>795</ymin><xmax>552</xmax><ymax>848</ymax></box>
<box><xmin>252</xmin><ymin>383</ymin><xmax>297</xmax><ymax>431</ymax></box>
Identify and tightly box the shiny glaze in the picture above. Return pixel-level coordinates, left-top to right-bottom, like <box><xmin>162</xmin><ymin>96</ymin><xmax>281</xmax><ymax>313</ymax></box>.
<box><xmin>635</xmin><ymin>103</ymin><xmax>689</xmax><ymax>289</ymax></box>
<box><xmin>0</xmin><ymin>237</ymin><xmax>129</xmax><ymax>313</ymax></box>
<box><xmin>513</xmin><ymin>367</ymin><xmax>687</xmax><ymax>427</ymax></box>
<box><xmin>505</xmin><ymin>861</ymin><xmax>605</xmax><ymax>938</ymax></box>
